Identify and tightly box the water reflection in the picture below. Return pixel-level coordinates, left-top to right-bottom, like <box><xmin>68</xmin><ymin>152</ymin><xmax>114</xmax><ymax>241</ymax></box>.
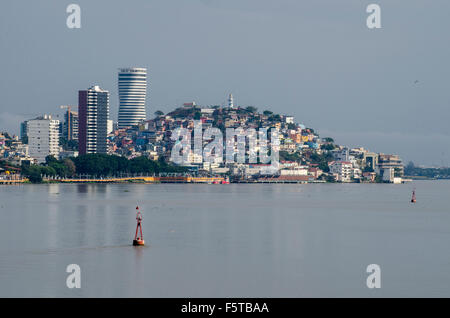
<box><xmin>1</xmin><ymin>181</ymin><xmax>450</xmax><ymax>297</ymax></box>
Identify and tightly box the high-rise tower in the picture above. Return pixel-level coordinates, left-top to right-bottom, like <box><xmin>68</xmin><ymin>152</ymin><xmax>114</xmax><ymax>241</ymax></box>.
<box><xmin>228</xmin><ymin>93</ymin><xmax>234</xmax><ymax>108</ymax></box>
<box><xmin>78</xmin><ymin>85</ymin><xmax>109</xmax><ymax>155</ymax></box>
<box><xmin>118</xmin><ymin>67</ymin><xmax>147</xmax><ymax>128</ymax></box>
<box><xmin>27</xmin><ymin>115</ymin><xmax>60</xmax><ymax>163</ymax></box>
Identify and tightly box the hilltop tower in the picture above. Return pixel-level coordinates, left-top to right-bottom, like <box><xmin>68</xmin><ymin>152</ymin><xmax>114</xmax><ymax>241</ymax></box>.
<box><xmin>228</xmin><ymin>93</ymin><xmax>234</xmax><ymax>108</ymax></box>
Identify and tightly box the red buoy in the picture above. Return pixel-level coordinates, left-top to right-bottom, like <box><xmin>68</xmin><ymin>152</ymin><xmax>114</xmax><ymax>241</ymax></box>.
<box><xmin>411</xmin><ymin>189</ymin><xmax>416</xmax><ymax>203</ymax></box>
<box><xmin>133</xmin><ymin>206</ymin><xmax>145</xmax><ymax>246</ymax></box>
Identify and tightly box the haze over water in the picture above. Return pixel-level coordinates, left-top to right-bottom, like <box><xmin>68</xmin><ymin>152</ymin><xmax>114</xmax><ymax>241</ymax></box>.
<box><xmin>0</xmin><ymin>181</ymin><xmax>449</xmax><ymax>297</ymax></box>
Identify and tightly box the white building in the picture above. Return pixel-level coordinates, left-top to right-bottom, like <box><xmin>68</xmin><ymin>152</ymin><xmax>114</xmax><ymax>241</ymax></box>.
<box><xmin>27</xmin><ymin>115</ymin><xmax>60</xmax><ymax>163</ymax></box>
<box><xmin>118</xmin><ymin>67</ymin><xmax>147</xmax><ymax>128</ymax></box>
<box><xmin>381</xmin><ymin>167</ymin><xmax>403</xmax><ymax>183</ymax></box>
<box><xmin>285</xmin><ymin>116</ymin><xmax>294</xmax><ymax>124</ymax></box>
<box><xmin>280</xmin><ymin>167</ymin><xmax>308</xmax><ymax>176</ymax></box>
<box><xmin>329</xmin><ymin>161</ymin><xmax>353</xmax><ymax>182</ymax></box>
<box><xmin>332</xmin><ymin>147</ymin><xmax>350</xmax><ymax>162</ymax></box>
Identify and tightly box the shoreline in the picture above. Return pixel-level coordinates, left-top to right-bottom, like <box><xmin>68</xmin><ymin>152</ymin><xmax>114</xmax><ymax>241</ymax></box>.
<box><xmin>1</xmin><ymin>175</ymin><xmax>444</xmax><ymax>185</ymax></box>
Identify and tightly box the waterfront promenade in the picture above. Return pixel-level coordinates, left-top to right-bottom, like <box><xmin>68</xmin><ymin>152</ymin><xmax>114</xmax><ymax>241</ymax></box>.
<box><xmin>46</xmin><ymin>176</ymin><xmax>226</xmax><ymax>184</ymax></box>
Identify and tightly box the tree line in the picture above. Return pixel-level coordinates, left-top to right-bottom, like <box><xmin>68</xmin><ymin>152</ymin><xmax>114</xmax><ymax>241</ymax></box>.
<box><xmin>21</xmin><ymin>154</ymin><xmax>187</xmax><ymax>183</ymax></box>
<box><xmin>404</xmin><ymin>161</ymin><xmax>450</xmax><ymax>179</ymax></box>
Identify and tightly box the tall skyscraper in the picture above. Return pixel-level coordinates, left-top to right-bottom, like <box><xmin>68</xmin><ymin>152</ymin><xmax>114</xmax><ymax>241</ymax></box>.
<box><xmin>27</xmin><ymin>115</ymin><xmax>60</xmax><ymax>163</ymax></box>
<box><xmin>78</xmin><ymin>85</ymin><xmax>109</xmax><ymax>155</ymax></box>
<box><xmin>118</xmin><ymin>67</ymin><xmax>147</xmax><ymax>128</ymax></box>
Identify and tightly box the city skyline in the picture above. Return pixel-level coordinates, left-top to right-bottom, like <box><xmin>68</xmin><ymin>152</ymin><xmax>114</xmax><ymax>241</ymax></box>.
<box><xmin>0</xmin><ymin>1</ymin><xmax>449</xmax><ymax>166</ymax></box>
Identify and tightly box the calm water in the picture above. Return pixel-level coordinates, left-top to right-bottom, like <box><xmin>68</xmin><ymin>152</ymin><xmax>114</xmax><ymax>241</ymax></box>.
<box><xmin>0</xmin><ymin>181</ymin><xmax>449</xmax><ymax>297</ymax></box>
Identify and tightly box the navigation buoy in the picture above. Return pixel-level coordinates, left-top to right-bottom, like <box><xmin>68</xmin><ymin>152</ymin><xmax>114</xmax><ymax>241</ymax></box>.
<box><xmin>133</xmin><ymin>206</ymin><xmax>145</xmax><ymax>246</ymax></box>
<box><xmin>411</xmin><ymin>189</ymin><xmax>416</xmax><ymax>203</ymax></box>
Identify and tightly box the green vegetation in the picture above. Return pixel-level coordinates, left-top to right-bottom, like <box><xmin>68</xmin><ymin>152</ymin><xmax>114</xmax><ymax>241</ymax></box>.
<box><xmin>245</xmin><ymin>106</ymin><xmax>258</xmax><ymax>113</ymax></box>
<box><xmin>375</xmin><ymin>174</ymin><xmax>383</xmax><ymax>183</ymax></box>
<box><xmin>279</xmin><ymin>151</ymin><xmax>302</xmax><ymax>163</ymax></box>
<box><xmin>193</xmin><ymin>111</ymin><xmax>201</xmax><ymax>120</ymax></box>
<box><xmin>320</xmin><ymin>143</ymin><xmax>335</xmax><ymax>151</ymax></box>
<box><xmin>72</xmin><ymin>154</ymin><xmax>188</xmax><ymax>177</ymax></box>
<box><xmin>309</xmin><ymin>152</ymin><xmax>333</xmax><ymax>172</ymax></box>
<box><xmin>268</xmin><ymin>114</ymin><xmax>281</xmax><ymax>122</ymax></box>
<box><xmin>404</xmin><ymin>161</ymin><xmax>450</xmax><ymax>179</ymax></box>
<box><xmin>20</xmin><ymin>154</ymin><xmax>188</xmax><ymax>183</ymax></box>
<box><xmin>21</xmin><ymin>156</ymin><xmax>77</xmax><ymax>183</ymax></box>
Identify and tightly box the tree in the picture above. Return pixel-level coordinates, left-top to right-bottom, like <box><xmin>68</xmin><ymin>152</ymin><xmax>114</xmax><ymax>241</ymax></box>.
<box><xmin>154</xmin><ymin>110</ymin><xmax>164</xmax><ymax>117</ymax></box>
<box><xmin>404</xmin><ymin>161</ymin><xmax>415</xmax><ymax>175</ymax></box>
<box><xmin>45</xmin><ymin>155</ymin><xmax>58</xmax><ymax>165</ymax></box>
<box><xmin>64</xmin><ymin>159</ymin><xmax>76</xmax><ymax>176</ymax></box>
<box><xmin>41</xmin><ymin>166</ymin><xmax>56</xmax><ymax>176</ymax></box>
<box><xmin>246</xmin><ymin>106</ymin><xmax>258</xmax><ymax>113</ymax></box>
<box><xmin>321</xmin><ymin>144</ymin><xmax>335</xmax><ymax>151</ymax></box>
<box><xmin>129</xmin><ymin>156</ymin><xmax>159</xmax><ymax>174</ymax></box>
<box><xmin>263</xmin><ymin>110</ymin><xmax>273</xmax><ymax>116</ymax></box>
<box><xmin>48</xmin><ymin>162</ymin><xmax>67</xmax><ymax>176</ymax></box>
<box><xmin>22</xmin><ymin>165</ymin><xmax>42</xmax><ymax>183</ymax></box>
<box><xmin>319</xmin><ymin>161</ymin><xmax>330</xmax><ymax>172</ymax></box>
<box><xmin>268</xmin><ymin>114</ymin><xmax>281</xmax><ymax>122</ymax></box>
<box><xmin>375</xmin><ymin>174</ymin><xmax>383</xmax><ymax>183</ymax></box>
<box><xmin>287</xmin><ymin>123</ymin><xmax>296</xmax><ymax>130</ymax></box>
<box><xmin>363</xmin><ymin>166</ymin><xmax>374</xmax><ymax>173</ymax></box>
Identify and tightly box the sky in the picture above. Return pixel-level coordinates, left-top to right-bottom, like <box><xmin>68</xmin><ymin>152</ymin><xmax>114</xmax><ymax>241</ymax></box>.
<box><xmin>0</xmin><ymin>0</ymin><xmax>449</xmax><ymax>166</ymax></box>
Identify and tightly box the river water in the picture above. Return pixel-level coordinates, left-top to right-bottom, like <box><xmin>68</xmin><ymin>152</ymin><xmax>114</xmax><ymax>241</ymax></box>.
<box><xmin>0</xmin><ymin>180</ymin><xmax>449</xmax><ymax>297</ymax></box>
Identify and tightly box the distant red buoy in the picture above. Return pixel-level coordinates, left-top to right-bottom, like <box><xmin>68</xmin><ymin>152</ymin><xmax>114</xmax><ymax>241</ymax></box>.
<box><xmin>133</xmin><ymin>206</ymin><xmax>145</xmax><ymax>246</ymax></box>
<box><xmin>411</xmin><ymin>189</ymin><xmax>416</xmax><ymax>203</ymax></box>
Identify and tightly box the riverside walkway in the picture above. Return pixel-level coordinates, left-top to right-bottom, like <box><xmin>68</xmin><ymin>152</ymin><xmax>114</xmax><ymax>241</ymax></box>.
<box><xmin>47</xmin><ymin>176</ymin><xmax>226</xmax><ymax>183</ymax></box>
<box><xmin>0</xmin><ymin>178</ymin><xmax>27</xmax><ymax>184</ymax></box>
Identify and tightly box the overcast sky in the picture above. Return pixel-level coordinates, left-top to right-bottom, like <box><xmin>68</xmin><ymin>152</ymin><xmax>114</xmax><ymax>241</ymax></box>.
<box><xmin>1</xmin><ymin>0</ymin><xmax>449</xmax><ymax>166</ymax></box>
